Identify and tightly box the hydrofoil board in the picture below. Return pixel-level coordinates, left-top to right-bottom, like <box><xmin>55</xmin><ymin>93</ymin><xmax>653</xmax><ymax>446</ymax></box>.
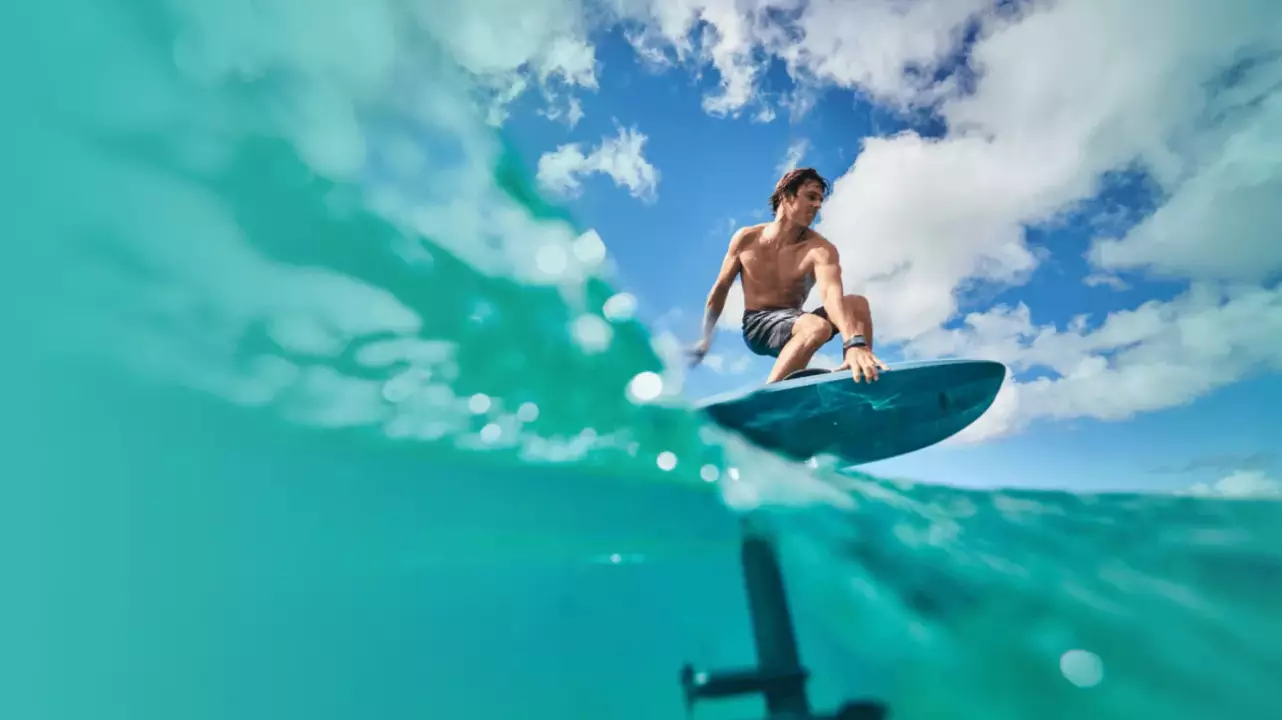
<box><xmin>696</xmin><ymin>358</ymin><xmax>1006</xmax><ymax>466</ymax></box>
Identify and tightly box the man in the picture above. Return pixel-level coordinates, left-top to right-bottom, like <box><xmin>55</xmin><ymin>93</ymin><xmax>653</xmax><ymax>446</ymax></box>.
<box><xmin>688</xmin><ymin>167</ymin><xmax>888</xmax><ymax>384</ymax></box>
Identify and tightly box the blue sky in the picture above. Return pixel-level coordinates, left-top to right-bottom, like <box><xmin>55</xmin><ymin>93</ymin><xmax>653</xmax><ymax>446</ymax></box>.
<box><xmin>481</xmin><ymin>2</ymin><xmax>1282</xmax><ymax>495</ymax></box>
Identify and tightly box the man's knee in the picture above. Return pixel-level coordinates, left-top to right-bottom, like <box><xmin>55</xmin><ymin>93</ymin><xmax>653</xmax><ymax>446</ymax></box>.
<box><xmin>844</xmin><ymin>293</ymin><xmax>870</xmax><ymax>313</ymax></box>
<box><xmin>793</xmin><ymin>316</ymin><xmax>834</xmax><ymax>350</ymax></box>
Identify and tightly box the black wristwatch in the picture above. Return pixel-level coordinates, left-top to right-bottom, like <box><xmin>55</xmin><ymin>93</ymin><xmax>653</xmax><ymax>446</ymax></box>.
<box><xmin>842</xmin><ymin>334</ymin><xmax>867</xmax><ymax>351</ymax></box>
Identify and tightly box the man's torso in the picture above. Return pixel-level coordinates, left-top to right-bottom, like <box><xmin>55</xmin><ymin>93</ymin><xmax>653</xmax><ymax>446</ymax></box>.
<box><xmin>737</xmin><ymin>224</ymin><xmax>821</xmax><ymax>311</ymax></box>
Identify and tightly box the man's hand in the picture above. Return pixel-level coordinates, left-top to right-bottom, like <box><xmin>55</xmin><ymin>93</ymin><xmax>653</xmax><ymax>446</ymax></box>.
<box><xmin>687</xmin><ymin>339</ymin><xmax>711</xmax><ymax>367</ymax></box>
<box><xmin>842</xmin><ymin>346</ymin><xmax>889</xmax><ymax>383</ymax></box>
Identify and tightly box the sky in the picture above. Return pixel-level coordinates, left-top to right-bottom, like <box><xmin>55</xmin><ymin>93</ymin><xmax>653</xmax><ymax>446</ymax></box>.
<box><xmin>442</xmin><ymin>0</ymin><xmax>1282</xmax><ymax>495</ymax></box>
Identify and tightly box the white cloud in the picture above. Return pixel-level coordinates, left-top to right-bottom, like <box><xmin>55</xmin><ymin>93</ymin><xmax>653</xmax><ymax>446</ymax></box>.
<box><xmin>778</xmin><ymin>0</ymin><xmax>997</xmax><ymax>107</ymax></box>
<box><xmin>1083</xmin><ymin>273</ymin><xmax>1130</xmax><ymax>291</ymax></box>
<box><xmin>539</xmin><ymin>96</ymin><xmax>586</xmax><ymax>127</ymax></box>
<box><xmin>607</xmin><ymin>0</ymin><xmax>998</xmax><ymax>119</ymax></box>
<box><xmin>611</xmin><ymin>0</ymin><xmax>769</xmax><ymax>117</ymax></box>
<box><xmin>813</xmin><ymin>130</ymin><xmax>1044</xmax><ymax>340</ymax></box>
<box><xmin>1087</xmin><ymin>91</ymin><xmax>1282</xmax><ymax>281</ymax></box>
<box><xmin>913</xmin><ymin>282</ymin><xmax>1282</xmax><ymax>440</ymax></box>
<box><xmin>777</xmin><ymin>137</ymin><xmax>810</xmax><ymax>174</ymax></box>
<box><xmin>537</xmin><ymin>125</ymin><xmax>661</xmax><ymax>201</ymax></box>
<box><xmin>717</xmin><ymin>281</ymin><xmax>746</xmax><ymax>329</ymax></box>
<box><xmin>1183</xmin><ymin>470</ymin><xmax>1282</xmax><ymax>500</ymax></box>
<box><xmin>812</xmin><ymin>0</ymin><xmax>1280</xmax><ymax>334</ymax></box>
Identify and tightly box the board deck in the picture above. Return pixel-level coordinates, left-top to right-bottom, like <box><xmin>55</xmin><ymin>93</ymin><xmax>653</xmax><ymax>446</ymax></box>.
<box><xmin>696</xmin><ymin>358</ymin><xmax>1006</xmax><ymax>466</ymax></box>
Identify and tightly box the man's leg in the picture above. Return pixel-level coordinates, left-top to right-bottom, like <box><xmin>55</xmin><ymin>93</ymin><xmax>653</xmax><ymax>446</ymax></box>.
<box><xmin>765</xmin><ymin>314</ymin><xmax>835</xmax><ymax>382</ymax></box>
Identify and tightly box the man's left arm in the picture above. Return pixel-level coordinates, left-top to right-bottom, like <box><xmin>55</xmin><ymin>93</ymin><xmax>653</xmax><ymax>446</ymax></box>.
<box><xmin>812</xmin><ymin>241</ymin><xmax>887</xmax><ymax>381</ymax></box>
<box><xmin>812</xmin><ymin>242</ymin><xmax>863</xmax><ymax>343</ymax></box>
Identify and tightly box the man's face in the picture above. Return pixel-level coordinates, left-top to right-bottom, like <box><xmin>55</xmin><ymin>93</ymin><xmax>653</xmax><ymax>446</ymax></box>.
<box><xmin>788</xmin><ymin>180</ymin><xmax>824</xmax><ymax>225</ymax></box>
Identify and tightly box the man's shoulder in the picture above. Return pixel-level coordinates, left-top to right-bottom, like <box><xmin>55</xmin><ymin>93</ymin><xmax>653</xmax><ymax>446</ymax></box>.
<box><xmin>804</xmin><ymin>229</ymin><xmax>836</xmax><ymax>251</ymax></box>
<box><xmin>729</xmin><ymin>223</ymin><xmax>767</xmax><ymax>248</ymax></box>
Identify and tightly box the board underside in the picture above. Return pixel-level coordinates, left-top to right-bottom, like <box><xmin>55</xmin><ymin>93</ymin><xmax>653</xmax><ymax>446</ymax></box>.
<box><xmin>697</xmin><ymin>359</ymin><xmax>1006</xmax><ymax>466</ymax></box>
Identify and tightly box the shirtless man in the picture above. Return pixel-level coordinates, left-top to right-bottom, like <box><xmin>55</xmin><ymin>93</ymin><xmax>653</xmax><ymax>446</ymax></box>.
<box><xmin>688</xmin><ymin>167</ymin><xmax>888</xmax><ymax>384</ymax></box>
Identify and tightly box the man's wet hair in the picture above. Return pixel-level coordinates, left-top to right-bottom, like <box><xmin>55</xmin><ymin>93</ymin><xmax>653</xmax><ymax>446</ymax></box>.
<box><xmin>770</xmin><ymin>167</ymin><xmax>829</xmax><ymax>213</ymax></box>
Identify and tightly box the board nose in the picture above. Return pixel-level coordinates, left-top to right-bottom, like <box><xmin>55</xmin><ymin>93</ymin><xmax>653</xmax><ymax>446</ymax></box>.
<box><xmin>974</xmin><ymin>359</ymin><xmax>1007</xmax><ymax>388</ymax></box>
<box><xmin>952</xmin><ymin>359</ymin><xmax>1007</xmax><ymax>419</ymax></box>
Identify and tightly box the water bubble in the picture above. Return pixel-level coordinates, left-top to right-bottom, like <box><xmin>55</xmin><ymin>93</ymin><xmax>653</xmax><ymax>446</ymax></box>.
<box><xmin>573</xmin><ymin>230</ymin><xmax>607</xmax><ymax>266</ymax></box>
<box><xmin>535</xmin><ymin>244</ymin><xmax>568</xmax><ymax>278</ymax></box>
<box><xmin>603</xmin><ymin>292</ymin><xmax>637</xmax><ymax>321</ymax></box>
<box><xmin>727</xmin><ymin>467</ymin><xmax>741</xmax><ymax>481</ymax></box>
<box><xmin>1060</xmin><ymin>649</ymin><xmax>1104</xmax><ymax>688</ymax></box>
<box><xmin>591</xmin><ymin>552</ymin><xmax>645</xmax><ymax>565</ymax></box>
<box><xmin>657</xmin><ymin>451</ymin><xmax>677</xmax><ymax>471</ymax></box>
<box><xmin>517</xmin><ymin>402</ymin><xmax>539</xmax><ymax>422</ymax></box>
<box><xmin>627</xmin><ymin>372</ymin><xmax>663</xmax><ymax>402</ymax></box>
<box><xmin>571</xmin><ymin>314</ymin><xmax>612</xmax><ymax>353</ymax></box>
<box><xmin>700</xmin><ymin>465</ymin><xmax>720</xmax><ymax>483</ymax></box>
<box><xmin>469</xmin><ymin>301</ymin><xmax>496</xmax><ymax>325</ymax></box>
<box><xmin>479</xmin><ymin>423</ymin><xmax>502</xmax><ymax>443</ymax></box>
<box><xmin>468</xmin><ymin>393</ymin><xmax>492</xmax><ymax>414</ymax></box>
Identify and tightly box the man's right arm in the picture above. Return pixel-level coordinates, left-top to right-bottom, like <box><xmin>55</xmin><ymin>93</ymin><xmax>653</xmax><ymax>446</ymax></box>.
<box><xmin>691</xmin><ymin>229</ymin><xmax>747</xmax><ymax>362</ymax></box>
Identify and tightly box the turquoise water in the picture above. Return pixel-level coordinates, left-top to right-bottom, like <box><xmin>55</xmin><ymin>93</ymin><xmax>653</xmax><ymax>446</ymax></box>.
<box><xmin>4</xmin><ymin>1</ymin><xmax>1280</xmax><ymax>718</ymax></box>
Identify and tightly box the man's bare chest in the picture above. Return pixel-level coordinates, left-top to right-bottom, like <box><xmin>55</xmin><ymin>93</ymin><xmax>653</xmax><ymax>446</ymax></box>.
<box><xmin>740</xmin><ymin>246</ymin><xmax>813</xmax><ymax>287</ymax></box>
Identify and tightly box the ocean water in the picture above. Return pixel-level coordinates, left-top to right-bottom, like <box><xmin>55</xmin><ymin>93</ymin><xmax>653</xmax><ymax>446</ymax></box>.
<box><xmin>4</xmin><ymin>1</ymin><xmax>1280</xmax><ymax>719</ymax></box>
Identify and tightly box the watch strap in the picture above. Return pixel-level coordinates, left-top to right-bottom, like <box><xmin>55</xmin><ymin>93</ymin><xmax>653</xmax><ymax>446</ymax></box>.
<box><xmin>842</xmin><ymin>334</ymin><xmax>867</xmax><ymax>350</ymax></box>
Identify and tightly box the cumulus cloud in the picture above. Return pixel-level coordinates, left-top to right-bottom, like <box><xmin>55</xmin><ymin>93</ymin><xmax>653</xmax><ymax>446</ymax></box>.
<box><xmin>537</xmin><ymin>125</ymin><xmax>661</xmax><ymax>200</ymax></box>
<box><xmin>1086</xmin><ymin>89</ymin><xmax>1282</xmax><ymax>282</ymax></box>
<box><xmin>1183</xmin><ymin>470</ymin><xmax>1282</xmax><ymax>500</ymax></box>
<box><xmin>717</xmin><ymin>281</ymin><xmax>746</xmax><ymax>329</ymax></box>
<box><xmin>609</xmin><ymin>0</ymin><xmax>773</xmax><ymax>117</ymax></box>
<box><xmin>538</xmin><ymin>96</ymin><xmax>586</xmax><ymax>127</ymax></box>
<box><xmin>914</xmin><ymin>283</ymin><xmax>1282</xmax><ymax>440</ymax></box>
<box><xmin>606</xmin><ymin>0</ymin><xmax>997</xmax><ymax>118</ymax></box>
<box><xmin>810</xmin><ymin>1</ymin><xmax>1275</xmax><ymax>333</ymax></box>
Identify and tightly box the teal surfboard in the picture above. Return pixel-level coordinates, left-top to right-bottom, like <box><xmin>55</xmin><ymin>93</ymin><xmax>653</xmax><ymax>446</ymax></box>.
<box><xmin>696</xmin><ymin>358</ymin><xmax>1006</xmax><ymax>466</ymax></box>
